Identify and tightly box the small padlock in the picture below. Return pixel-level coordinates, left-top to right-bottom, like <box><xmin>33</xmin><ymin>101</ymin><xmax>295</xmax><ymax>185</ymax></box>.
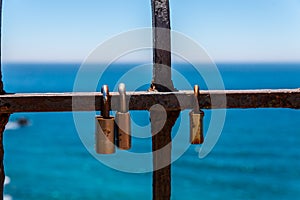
<box><xmin>95</xmin><ymin>85</ymin><xmax>115</xmax><ymax>154</ymax></box>
<box><xmin>190</xmin><ymin>85</ymin><xmax>205</xmax><ymax>144</ymax></box>
<box><xmin>115</xmin><ymin>83</ymin><xmax>131</xmax><ymax>150</ymax></box>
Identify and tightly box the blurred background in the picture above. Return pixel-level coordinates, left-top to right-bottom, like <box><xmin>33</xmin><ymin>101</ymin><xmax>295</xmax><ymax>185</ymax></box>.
<box><xmin>2</xmin><ymin>1</ymin><xmax>300</xmax><ymax>199</ymax></box>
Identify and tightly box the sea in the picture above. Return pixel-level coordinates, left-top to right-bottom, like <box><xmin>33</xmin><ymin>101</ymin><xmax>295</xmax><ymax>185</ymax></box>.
<box><xmin>2</xmin><ymin>63</ymin><xmax>300</xmax><ymax>200</ymax></box>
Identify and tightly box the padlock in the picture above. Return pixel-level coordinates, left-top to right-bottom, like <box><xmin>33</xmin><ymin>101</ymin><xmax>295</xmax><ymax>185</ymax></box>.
<box><xmin>115</xmin><ymin>83</ymin><xmax>131</xmax><ymax>150</ymax></box>
<box><xmin>190</xmin><ymin>85</ymin><xmax>205</xmax><ymax>144</ymax></box>
<box><xmin>95</xmin><ymin>85</ymin><xmax>115</xmax><ymax>154</ymax></box>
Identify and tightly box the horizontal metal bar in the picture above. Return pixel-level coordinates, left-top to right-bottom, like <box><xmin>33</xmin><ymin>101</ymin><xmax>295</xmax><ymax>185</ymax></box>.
<box><xmin>0</xmin><ymin>89</ymin><xmax>299</xmax><ymax>113</ymax></box>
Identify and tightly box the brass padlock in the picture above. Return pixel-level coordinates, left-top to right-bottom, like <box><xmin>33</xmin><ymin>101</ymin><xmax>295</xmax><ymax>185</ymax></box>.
<box><xmin>190</xmin><ymin>85</ymin><xmax>205</xmax><ymax>144</ymax></box>
<box><xmin>95</xmin><ymin>85</ymin><xmax>115</xmax><ymax>154</ymax></box>
<box><xmin>115</xmin><ymin>83</ymin><xmax>131</xmax><ymax>150</ymax></box>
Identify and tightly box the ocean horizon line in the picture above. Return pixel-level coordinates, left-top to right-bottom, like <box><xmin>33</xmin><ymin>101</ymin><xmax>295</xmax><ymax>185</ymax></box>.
<box><xmin>2</xmin><ymin>61</ymin><xmax>300</xmax><ymax>66</ymax></box>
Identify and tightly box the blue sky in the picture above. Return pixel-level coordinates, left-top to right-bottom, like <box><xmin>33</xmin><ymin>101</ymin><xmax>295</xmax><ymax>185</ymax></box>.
<box><xmin>2</xmin><ymin>0</ymin><xmax>300</xmax><ymax>63</ymax></box>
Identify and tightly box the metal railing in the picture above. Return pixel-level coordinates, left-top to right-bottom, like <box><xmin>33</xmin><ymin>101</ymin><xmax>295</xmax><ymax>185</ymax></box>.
<box><xmin>0</xmin><ymin>0</ymin><xmax>299</xmax><ymax>199</ymax></box>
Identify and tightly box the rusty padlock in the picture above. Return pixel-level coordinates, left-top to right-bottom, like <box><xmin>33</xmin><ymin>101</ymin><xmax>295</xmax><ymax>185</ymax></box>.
<box><xmin>95</xmin><ymin>85</ymin><xmax>115</xmax><ymax>154</ymax></box>
<box><xmin>115</xmin><ymin>83</ymin><xmax>131</xmax><ymax>150</ymax></box>
<box><xmin>190</xmin><ymin>85</ymin><xmax>205</xmax><ymax>144</ymax></box>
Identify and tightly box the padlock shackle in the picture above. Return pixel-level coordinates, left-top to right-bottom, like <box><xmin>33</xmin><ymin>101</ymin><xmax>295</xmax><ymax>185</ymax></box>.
<box><xmin>118</xmin><ymin>83</ymin><xmax>127</xmax><ymax>113</ymax></box>
<box><xmin>193</xmin><ymin>85</ymin><xmax>200</xmax><ymax>112</ymax></box>
<box><xmin>101</xmin><ymin>85</ymin><xmax>110</xmax><ymax>118</ymax></box>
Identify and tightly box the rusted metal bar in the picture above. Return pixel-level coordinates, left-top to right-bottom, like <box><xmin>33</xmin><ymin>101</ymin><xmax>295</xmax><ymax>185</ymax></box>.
<box><xmin>0</xmin><ymin>89</ymin><xmax>299</xmax><ymax>113</ymax></box>
<box><xmin>0</xmin><ymin>114</ymin><xmax>8</xmax><ymax>198</ymax></box>
<box><xmin>151</xmin><ymin>0</ymin><xmax>174</xmax><ymax>92</ymax></box>
<box><xmin>0</xmin><ymin>0</ymin><xmax>10</xmax><ymax>197</ymax></box>
<box><xmin>151</xmin><ymin>1</ymin><xmax>179</xmax><ymax>199</ymax></box>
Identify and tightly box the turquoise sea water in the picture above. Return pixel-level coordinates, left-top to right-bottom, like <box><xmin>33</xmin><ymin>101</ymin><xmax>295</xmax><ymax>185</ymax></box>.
<box><xmin>2</xmin><ymin>63</ymin><xmax>300</xmax><ymax>200</ymax></box>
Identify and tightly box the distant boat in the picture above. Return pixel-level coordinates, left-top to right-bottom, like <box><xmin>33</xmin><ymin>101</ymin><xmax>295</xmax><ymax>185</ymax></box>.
<box><xmin>5</xmin><ymin>118</ymin><xmax>30</xmax><ymax>130</ymax></box>
<box><xmin>16</xmin><ymin>117</ymin><xmax>29</xmax><ymax>127</ymax></box>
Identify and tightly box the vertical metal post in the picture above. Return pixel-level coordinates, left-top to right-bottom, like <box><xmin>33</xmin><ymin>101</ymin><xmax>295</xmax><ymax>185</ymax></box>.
<box><xmin>0</xmin><ymin>0</ymin><xmax>10</xmax><ymax>198</ymax></box>
<box><xmin>151</xmin><ymin>1</ymin><xmax>180</xmax><ymax>199</ymax></box>
<box><xmin>151</xmin><ymin>0</ymin><xmax>175</xmax><ymax>92</ymax></box>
